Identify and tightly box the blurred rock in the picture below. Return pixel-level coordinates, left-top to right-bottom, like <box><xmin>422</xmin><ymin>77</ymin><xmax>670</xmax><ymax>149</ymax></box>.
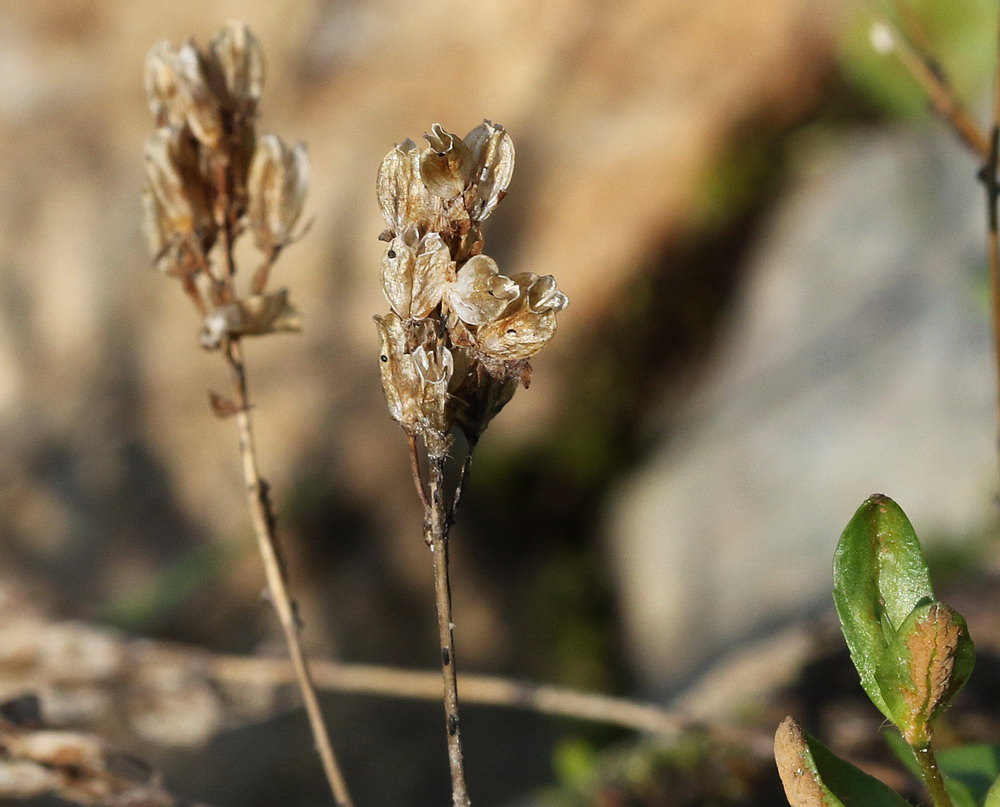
<box><xmin>607</xmin><ymin>129</ymin><xmax>997</xmax><ymax>694</ymax></box>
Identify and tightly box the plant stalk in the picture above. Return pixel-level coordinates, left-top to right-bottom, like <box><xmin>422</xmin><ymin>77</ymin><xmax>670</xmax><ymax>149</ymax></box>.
<box><xmin>423</xmin><ymin>454</ymin><xmax>471</xmax><ymax>807</ymax></box>
<box><xmin>226</xmin><ymin>339</ymin><xmax>355</xmax><ymax>807</ymax></box>
<box><xmin>914</xmin><ymin>743</ymin><xmax>954</xmax><ymax>807</ymax></box>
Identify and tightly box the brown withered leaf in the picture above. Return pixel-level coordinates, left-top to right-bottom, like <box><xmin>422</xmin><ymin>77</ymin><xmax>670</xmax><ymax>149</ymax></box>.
<box><xmin>200</xmin><ymin>289</ymin><xmax>301</xmax><ymax>350</ymax></box>
<box><xmin>773</xmin><ymin>718</ymin><xmax>831</xmax><ymax>807</ymax></box>
<box><xmin>208</xmin><ymin>391</ymin><xmax>241</xmax><ymax>418</ymax></box>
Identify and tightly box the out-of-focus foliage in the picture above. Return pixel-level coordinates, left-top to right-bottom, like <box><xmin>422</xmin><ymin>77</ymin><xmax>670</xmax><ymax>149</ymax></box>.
<box><xmin>838</xmin><ymin>0</ymin><xmax>998</xmax><ymax>117</ymax></box>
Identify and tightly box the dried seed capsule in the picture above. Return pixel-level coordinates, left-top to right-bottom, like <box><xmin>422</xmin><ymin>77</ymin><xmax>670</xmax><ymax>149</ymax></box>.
<box><xmin>144</xmin><ymin>41</ymin><xmax>185</xmax><ymax>128</ymax></box>
<box><xmin>377</xmin><ymin>138</ymin><xmax>436</xmax><ymax>234</ymax></box>
<box><xmin>143</xmin><ymin>128</ymin><xmax>215</xmax><ymax>246</ymax></box>
<box><xmin>208</xmin><ymin>20</ymin><xmax>264</xmax><ymax>116</ymax></box>
<box><xmin>464</xmin><ymin>120</ymin><xmax>514</xmax><ymax>222</ymax></box>
<box><xmin>420</xmin><ymin>123</ymin><xmax>473</xmax><ymax>199</ymax></box>
<box><xmin>173</xmin><ymin>41</ymin><xmax>225</xmax><ymax>149</ymax></box>
<box><xmin>381</xmin><ymin>228</ymin><xmax>451</xmax><ymax>319</ymax></box>
<box><xmin>247</xmin><ymin>134</ymin><xmax>310</xmax><ymax>253</ymax></box>
<box><xmin>445</xmin><ymin>254</ymin><xmax>519</xmax><ymax>326</ymax></box>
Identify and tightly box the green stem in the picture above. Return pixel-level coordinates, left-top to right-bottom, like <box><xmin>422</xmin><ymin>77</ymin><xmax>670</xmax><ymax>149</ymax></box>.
<box><xmin>914</xmin><ymin>743</ymin><xmax>954</xmax><ymax>807</ymax></box>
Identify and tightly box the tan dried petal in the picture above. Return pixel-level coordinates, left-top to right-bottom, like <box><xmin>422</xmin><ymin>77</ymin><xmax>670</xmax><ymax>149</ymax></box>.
<box><xmin>420</xmin><ymin>123</ymin><xmax>473</xmax><ymax>199</ymax></box>
<box><xmin>446</xmin><ymin>254</ymin><xmax>519</xmax><ymax>326</ymax></box>
<box><xmin>208</xmin><ymin>21</ymin><xmax>264</xmax><ymax>114</ymax></box>
<box><xmin>199</xmin><ymin>289</ymin><xmax>301</xmax><ymax>350</ymax></box>
<box><xmin>464</xmin><ymin>120</ymin><xmax>515</xmax><ymax>222</ymax></box>
<box><xmin>375</xmin><ymin>312</ymin><xmax>424</xmax><ymax>433</ymax></box>
<box><xmin>247</xmin><ymin>134</ymin><xmax>310</xmax><ymax>253</ymax></box>
<box><xmin>377</xmin><ymin>139</ymin><xmax>436</xmax><ymax>233</ymax></box>
<box><xmin>475</xmin><ymin>307</ymin><xmax>557</xmax><ymax>362</ymax></box>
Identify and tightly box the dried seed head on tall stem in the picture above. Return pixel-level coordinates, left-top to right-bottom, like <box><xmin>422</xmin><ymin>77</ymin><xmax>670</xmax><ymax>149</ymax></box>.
<box><xmin>374</xmin><ymin>121</ymin><xmax>568</xmax><ymax>807</ymax></box>
<box><xmin>141</xmin><ymin>21</ymin><xmax>354</xmax><ymax>807</ymax></box>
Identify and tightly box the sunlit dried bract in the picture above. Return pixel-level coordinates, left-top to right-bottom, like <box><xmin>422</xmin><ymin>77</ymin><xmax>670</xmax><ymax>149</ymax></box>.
<box><xmin>247</xmin><ymin>135</ymin><xmax>310</xmax><ymax>254</ymax></box>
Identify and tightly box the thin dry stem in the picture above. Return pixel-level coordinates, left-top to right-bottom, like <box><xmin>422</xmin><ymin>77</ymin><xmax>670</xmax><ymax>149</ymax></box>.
<box><xmin>869</xmin><ymin>6</ymin><xmax>990</xmax><ymax>159</ymax></box>
<box><xmin>209</xmin><ymin>654</ymin><xmax>756</xmax><ymax>744</ymax></box>
<box><xmin>225</xmin><ymin>339</ymin><xmax>354</xmax><ymax>807</ymax></box>
<box><xmin>988</xmin><ymin>18</ymin><xmax>1000</xmax><ymax>491</ymax></box>
<box><xmin>424</xmin><ymin>455</ymin><xmax>470</xmax><ymax>807</ymax></box>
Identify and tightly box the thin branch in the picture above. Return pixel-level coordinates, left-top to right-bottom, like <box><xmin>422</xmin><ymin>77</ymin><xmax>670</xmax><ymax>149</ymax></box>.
<box><xmin>424</xmin><ymin>454</ymin><xmax>471</xmax><ymax>807</ymax></box>
<box><xmin>868</xmin><ymin>7</ymin><xmax>990</xmax><ymax>159</ymax></box>
<box><xmin>208</xmin><ymin>655</ymin><xmax>752</xmax><ymax>744</ymax></box>
<box><xmin>225</xmin><ymin>339</ymin><xmax>354</xmax><ymax>807</ymax></box>
<box><xmin>987</xmin><ymin>16</ymin><xmax>1000</xmax><ymax>491</ymax></box>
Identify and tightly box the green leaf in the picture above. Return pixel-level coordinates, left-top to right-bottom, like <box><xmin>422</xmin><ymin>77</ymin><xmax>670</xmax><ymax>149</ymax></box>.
<box><xmin>833</xmin><ymin>495</ymin><xmax>934</xmax><ymax>721</ymax></box>
<box><xmin>937</xmin><ymin>745</ymin><xmax>1000</xmax><ymax>805</ymax></box>
<box><xmin>775</xmin><ymin>717</ymin><xmax>912</xmax><ymax>807</ymax></box>
<box><xmin>985</xmin><ymin>772</ymin><xmax>1000</xmax><ymax>807</ymax></box>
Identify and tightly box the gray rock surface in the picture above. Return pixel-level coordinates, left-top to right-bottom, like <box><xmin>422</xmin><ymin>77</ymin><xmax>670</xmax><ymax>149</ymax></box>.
<box><xmin>607</xmin><ymin>130</ymin><xmax>997</xmax><ymax>694</ymax></box>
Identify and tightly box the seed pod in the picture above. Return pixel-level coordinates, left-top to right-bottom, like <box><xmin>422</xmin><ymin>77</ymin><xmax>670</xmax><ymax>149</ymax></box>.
<box><xmin>173</xmin><ymin>41</ymin><xmax>224</xmax><ymax>149</ymax></box>
<box><xmin>208</xmin><ymin>20</ymin><xmax>264</xmax><ymax>116</ymax></box>
<box><xmin>144</xmin><ymin>41</ymin><xmax>185</xmax><ymax>128</ymax></box>
<box><xmin>381</xmin><ymin>228</ymin><xmax>451</xmax><ymax>319</ymax></box>
<box><xmin>247</xmin><ymin>134</ymin><xmax>310</xmax><ymax>253</ymax></box>
<box><xmin>375</xmin><ymin>314</ymin><xmax>454</xmax><ymax>457</ymax></box>
<box><xmin>445</xmin><ymin>254</ymin><xmax>519</xmax><ymax>326</ymax></box>
<box><xmin>464</xmin><ymin>120</ymin><xmax>515</xmax><ymax>222</ymax></box>
<box><xmin>420</xmin><ymin>123</ymin><xmax>473</xmax><ymax>199</ymax></box>
<box><xmin>143</xmin><ymin>128</ymin><xmax>215</xmax><ymax>246</ymax></box>
<box><xmin>377</xmin><ymin>138</ymin><xmax>436</xmax><ymax>234</ymax></box>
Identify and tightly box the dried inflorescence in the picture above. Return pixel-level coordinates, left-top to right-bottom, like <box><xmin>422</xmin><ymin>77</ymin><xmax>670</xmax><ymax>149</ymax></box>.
<box><xmin>141</xmin><ymin>21</ymin><xmax>308</xmax><ymax>350</ymax></box>
<box><xmin>375</xmin><ymin>122</ymin><xmax>568</xmax><ymax>457</ymax></box>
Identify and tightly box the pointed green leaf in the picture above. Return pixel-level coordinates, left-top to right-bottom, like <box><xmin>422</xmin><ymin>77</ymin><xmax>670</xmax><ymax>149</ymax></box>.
<box><xmin>833</xmin><ymin>495</ymin><xmax>935</xmax><ymax>720</ymax></box>
<box><xmin>775</xmin><ymin>717</ymin><xmax>911</xmax><ymax>807</ymax></box>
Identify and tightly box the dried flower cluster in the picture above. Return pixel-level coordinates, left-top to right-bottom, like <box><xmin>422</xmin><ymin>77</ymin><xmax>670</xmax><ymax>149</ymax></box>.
<box><xmin>375</xmin><ymin>122</ymin><xmax>568</xmax><ymax>457</ymax></box>
<box><xmin>141</xmin><ymin>21</ymin><xmax>308</xmax><ymax>349</ymax></box>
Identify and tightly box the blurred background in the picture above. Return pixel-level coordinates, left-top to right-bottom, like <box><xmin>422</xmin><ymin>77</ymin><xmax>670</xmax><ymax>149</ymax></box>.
<box><xmin>2</xmin><ymin>0</ymin><xmax>1000</xmax><ymax>805</ymax></box>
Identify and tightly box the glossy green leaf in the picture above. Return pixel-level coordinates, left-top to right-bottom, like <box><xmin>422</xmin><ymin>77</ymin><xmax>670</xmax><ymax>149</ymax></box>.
<box><xmin>775</xmin><ymin>717</ymin><xmax>911</xmax><ymax>807</ymax></box>
<box><xmin>833</xmin><ymin>495</ymin><xmax>934</xmax><ymax>720</ymax></box>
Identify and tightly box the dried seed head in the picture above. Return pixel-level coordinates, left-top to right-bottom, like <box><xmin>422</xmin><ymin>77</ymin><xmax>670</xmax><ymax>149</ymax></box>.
<box><xmin>209</xmin><ymin>20</ymin><xmax>264</xmax><ymax>116</ymax></box>
<box><xmin>144</xmin><ymin>41</ymin><xmax>186</xmax><ymax>128</ymax></box>
<box><xmin>464</xmin><ymin>120</ymin><xmax>515</xmax><ymax>222</ymax></box>
<box><xmin>143</xmin><ymin>128</ymin><xmax>215</xmax><ymax>249</ymax></box>
<box><xmin>247</xmin><ymin>134</ymin><xmax>310</xmax><ymax>253</ymax></box>
<box><xmin>199</xmin><ymin>288</ymin><xmax>301</xmax><ymax>350</ymax></box>
<box><xmin>377</xmin><ymin>139</ymin><xmax>436</xmax><ymax>235</ymax></box>
<box><xmin>420</xmin><ymin>123</ymin><xmax>474</xmax><ymax>199</ymax></box>
<box><xmin>381</xmin><ymin>228</ymin><xmax>451</xmax><ymax>319</ymax></box>
<box><xmin>375</xmin><ymin>313</ymin><xmax>454</xmax><ymax>457</ymax></box>
<box><xmin>445</xmin><ymin>254</ymin><xmax>519</xmax><ymax>326</ymax></box>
